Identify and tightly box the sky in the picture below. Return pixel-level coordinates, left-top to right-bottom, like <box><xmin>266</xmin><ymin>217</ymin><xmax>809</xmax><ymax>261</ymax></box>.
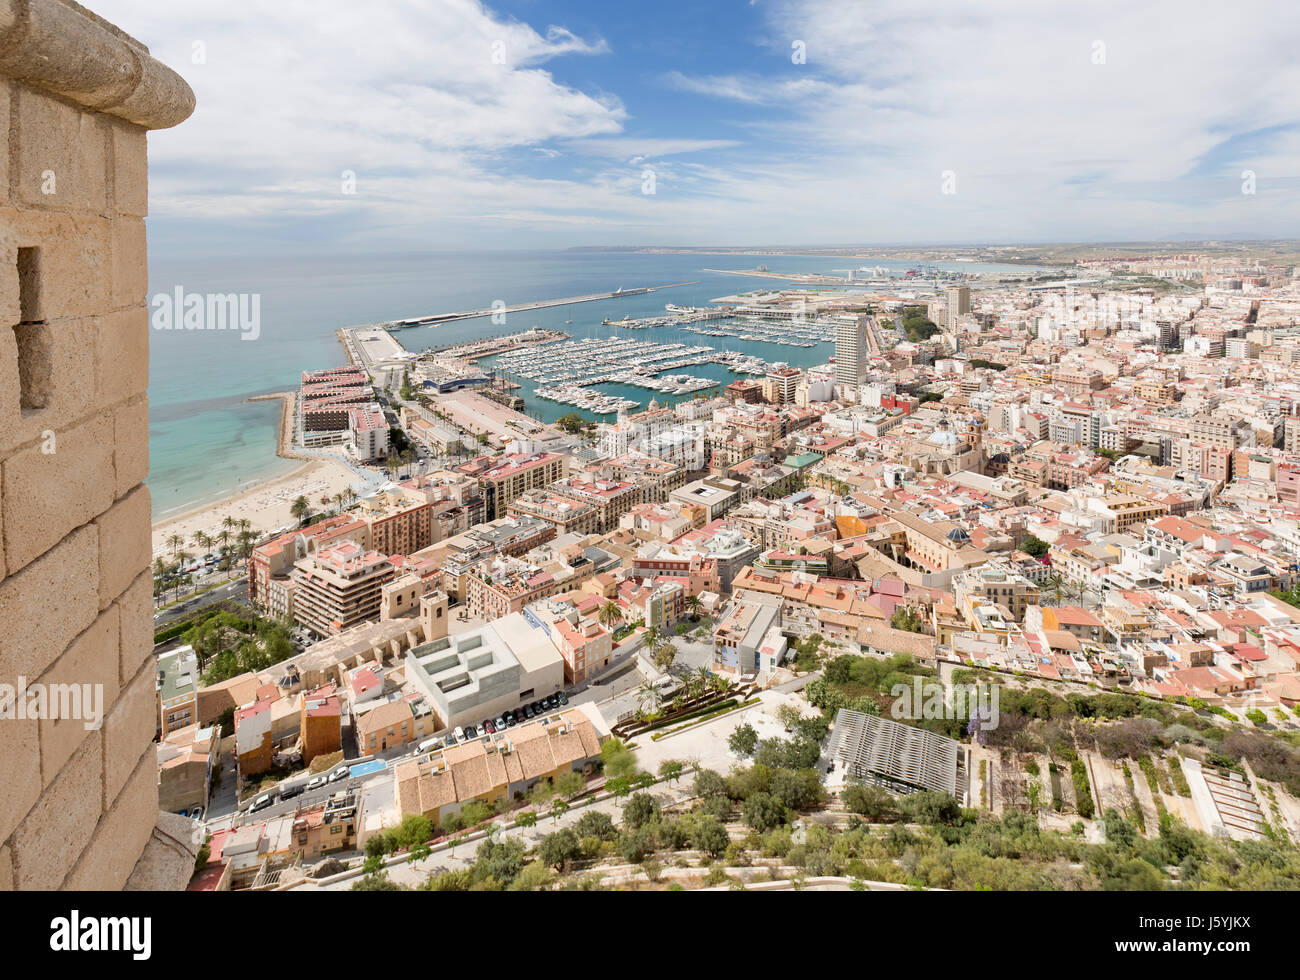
<box><xmin>94</xmin><ymin>0</ymin><xmax>1300</xmax><ymax>254</ymax></box>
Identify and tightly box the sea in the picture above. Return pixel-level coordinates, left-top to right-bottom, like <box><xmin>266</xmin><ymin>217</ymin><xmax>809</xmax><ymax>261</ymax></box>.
<box><xmin>147</xmin><ymin>250</ymin><xmax>1043</xmax><ymax>520</ymax></box>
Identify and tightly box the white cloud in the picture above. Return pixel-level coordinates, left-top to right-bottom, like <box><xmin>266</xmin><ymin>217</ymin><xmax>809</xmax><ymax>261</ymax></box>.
<box><xmin>93</xmin><ymin>0</ymin><xmax>1300</xmax><ymax>246</ymax></box>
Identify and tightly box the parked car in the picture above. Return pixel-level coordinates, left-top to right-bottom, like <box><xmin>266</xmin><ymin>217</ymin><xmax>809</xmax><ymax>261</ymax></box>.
<box><xmin>453</xmin><ymin>726</ymin><xmax>465</xmax><ymax>742</ymax></box>
<box><xmin>464</xmin><ymin>725</ymin><xmax>477</xmax><ymax>739</ymax></box>
<box><xmin>188</xmin><ymin>806</ymin><xmax>205</xmax><ymax>821</ymax></box>
<box><xmin>512</xmin><ymin>709</ymin><xmax>525</xmax><ymax>724</ymax></box>
<box><xmin>306</xmin><ymin>775</ymin><xmax>328</xmax><ymax>791</ymax></box>
<box><xmin>443</xmin><ymin>734</ymin><xmax>457</xmax><ymax>748</ymax></box>
<box><xmin>557</xmin><ymin>691</ymin><xmax>569</xmax><ymax>706</ymax></box>
<box><xmin>495</xmin><ymin>716</ymin><xmax>507</xmax><ymax>731</ymax></box>
<box><xmin>249</xmin><ymin>793</ymin><xmax>273</xmax><ymax>813</ymax></box>
<box><xmin>328</xmin><ymin>766</ymin><xmax>350</xmax><ymax>783</ymax></box>
<box><xmin>483</xmin><ymin>719</ymin><xmax>495</xmax><ymax>734</ymax></box>
<box><xmin>279</xmin><ymin>784</ymin><xmax>303</xmax><ymax>800</ymax></box>
<box><xmin>522</xmin><ymin>705</ymin><xmax>534</xmax><ymax>719</ymax></box>
<box><xmin>544</xmin><ymin>695</ymin><xmax>558</xmax><ymax>710</ymax></box>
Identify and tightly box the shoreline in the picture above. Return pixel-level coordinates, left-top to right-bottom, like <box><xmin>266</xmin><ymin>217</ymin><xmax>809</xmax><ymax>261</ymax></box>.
<box><xmin>151</xmin><ymin>391</ymin><xmax>362</xmax><ymax>558</ymax></box>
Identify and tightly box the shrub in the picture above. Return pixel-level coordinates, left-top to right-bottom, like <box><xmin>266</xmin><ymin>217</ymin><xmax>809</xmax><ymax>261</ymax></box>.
<box><xmin>1072</xmin><ymin>760</ymin><xmax>1095</xmax><ymax>819</ymax></box>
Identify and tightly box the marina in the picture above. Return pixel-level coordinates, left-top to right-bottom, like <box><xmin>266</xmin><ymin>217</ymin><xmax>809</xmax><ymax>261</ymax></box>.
<box><xmin>487</xmin><ymin>335</ymin><xmax>784</xmax><ymax>415</ymax></box>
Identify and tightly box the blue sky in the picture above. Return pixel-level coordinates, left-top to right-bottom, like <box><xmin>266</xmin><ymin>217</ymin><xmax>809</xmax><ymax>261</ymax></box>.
<box><xmin>95</xmin><ymin>0</ymin><xmax>1300</xmax><ymax>253</ymax></box>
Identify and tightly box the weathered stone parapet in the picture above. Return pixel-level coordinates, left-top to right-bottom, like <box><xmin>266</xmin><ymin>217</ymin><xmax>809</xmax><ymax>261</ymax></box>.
<box><xmin>0</xmin><ymin>1</ymin><xmax>192</xmax><ymax>889</ymax></box>
<box><xmin>0</xmin><ymin>0</ymin><xmax>194</xmax><ymax>130</ymax></box>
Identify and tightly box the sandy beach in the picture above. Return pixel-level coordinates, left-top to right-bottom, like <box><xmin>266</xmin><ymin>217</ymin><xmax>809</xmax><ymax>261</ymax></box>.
<box><xmin>150</xmin><ymin>392</ymin><xmax>371</xmax><ymax>559</ymax></box>
<box><xmin>151</xmin><ymin>456</ymin><xmax>363</xmax><ymax>558</ymax></box>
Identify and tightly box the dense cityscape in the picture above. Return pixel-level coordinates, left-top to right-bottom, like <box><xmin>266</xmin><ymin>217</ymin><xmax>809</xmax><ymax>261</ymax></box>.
<box><xmin>1</xmin><ymin>0</ymin><xmax>1294</xmax><ymax>961</ymax></box>
<box><xmin>144</xmin><ymin>253</ymin><xmax>1300</xmax><ymax>894</ymax></box>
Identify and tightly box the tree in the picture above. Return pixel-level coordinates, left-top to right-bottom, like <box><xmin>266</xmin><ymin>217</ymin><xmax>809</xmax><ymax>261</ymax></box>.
<box><xmin>684</xmin><ymin>594</ymin><xmax>704</xmax><ymax>620</ymax></box>
<box><xmin>601</xmin><ymin>737</ymin><xmax>638</xmax><ymax>780</ymax></box>
<box><xmin>636</xmin><ymin>681</ymin><xmax>663</xmax><ymax>717</ymax></box>
<box><xmin>606</xmin><ymin>776</ymin><xmax>632</xmax><ymax>806</ymax></box>
<box><xmin>693</xmin><ymin>818</ymin><xmax>729</xmax><ymax>858</ymax></box>
<box><xmin>554</xmin><ymin>769</ymin><xmax>587</xmax><ymax>799</ymax></box>
<box><xmin>290</xmin><ymin>495</ymin><xmax>311</xmax><ymax>525</ymax></box>
<box><xmin>539</xmin><ymin>829</ymin><xmax>581</xmax><ymax>872</ymax></box>
<box><xmin>516</xmin><ymin>811</ymin><xmax>538</xmax><ymax>828</ymax></box>
<box><xmin>623</xmin><ymin>792</ymin><xmax>660</xmax><ymax>830</ymax></box>
<box><xmin>842</xmin><ymin>781</ymin><xmax>898</xmax><ymax>821</ymax></box>
<box><xmin>575</xmin><ymin>810</ymin><xmax>617</xmax><ymax>840</ymax></box>
<box><xmin>651</xmin><ymin>642</ymin><xmax>677</xmax><ymax>674</ymax></box>
<box><xmin>890</xmin><ymin>606</ymin><xmax>926</xmax><ymax>633</ymax></box>
<box><xmin>550</xmin><ymin>798</ymin><xmax>570</xmax><ymax>825</ymax></box>
<box><xmin>597</xmin><ymin>601</ymin><xmax>623</xmax><ymax>629</ymax></box>
<box><xmin>618</xmin><ymin>826</ymin><xmax>655</xmax><ymax>864</ymax></box>
<box><xmin>741</xmin><ymin>791</ymin><xmax>786</xmax><ymax>832</ymax></box>
<box><xmin>729</xmin><ymin>723</ymin><xmax>758</xmax><ymax>757</ymax></box>
<box><xmin>659</xmin><ymin>760</ymin><xmax>684</xmax><ymax>785</ymax></box>
<box><xmin>390</xmin><ymin>813</ymin><xmax>433</xmax><ymax>849</ymax></box>
<box><xmin>693</xmin><ymin>768</ymin><xmax>728</xmax><ymax>800</ymax></box>
<box><xmin>1021</xmin><ymin>534</ymin><xmax>1050</xmax><ymax>558</ymax></box>
<box><xmin>776</xmin><ymin>704</ymin><xmax>803</xmax><ymax>731</ymax></box>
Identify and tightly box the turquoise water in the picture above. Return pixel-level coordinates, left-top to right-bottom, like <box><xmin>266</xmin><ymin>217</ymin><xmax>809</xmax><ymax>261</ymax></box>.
<box><xmin>147</xmin><ymin>251</ymin><xmax>1042</xmax><ymax>518</ymax></box>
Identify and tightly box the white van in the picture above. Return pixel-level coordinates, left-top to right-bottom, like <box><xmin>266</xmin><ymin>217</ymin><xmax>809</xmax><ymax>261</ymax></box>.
<box><xmin>414</xmin><ymin>737</ymin><xmax>439</xmax><ymax>756</ymax></box>
<box><xmin>453</xmin><ymin>727</ymin><xmax>465</xmax><ymax>742</ymax></box>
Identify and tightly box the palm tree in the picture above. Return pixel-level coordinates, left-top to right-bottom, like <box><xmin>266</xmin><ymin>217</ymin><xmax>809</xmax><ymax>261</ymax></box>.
<box><xmin>191</xmin><ymin>530</ymin><xmax>212</xmax><ymax>556</ymax></box>
<box><xmin>684</xmin><ymin>594</ymin><xmax>703</xmax><ymax>621</ymax></box>
<box><xmin>644</xmin><ymin>625</ymin><xmax>665</xmax><ymax>650</ymax></box>
<box><xmin>290</xmin><ymin>495</ymin><xmax>310</xmax><ymax>526</ymax></box>
<box><xmin>636</xmin><ymin>681</ymin><xmax>662</xmax><ymax>716</ymax></box>
<box><xmin>173</xmin><ymin>551</ymin><xmax>191</xmax><ymax>601</ymax></box>
<box><xmin>166</xmin><ymin>533</ymin><xmax>184</xmax><ymax>555</ymax></box>
<box><xmin>1044</xmin><ymin>574</ymin><xmax>1066</xmax><ymax>606</ymax></box>
<box><xmin>597</xmin><ymin>601</ymin><xmax>623</xmax><ymax>629</ymax></box>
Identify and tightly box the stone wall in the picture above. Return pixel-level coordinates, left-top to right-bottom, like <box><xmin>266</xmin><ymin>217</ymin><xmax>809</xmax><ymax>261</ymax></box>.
<box><xmin>0</xmin><ymin>0</ymin><xmax>193</xmax><ymax>889</ymax></box>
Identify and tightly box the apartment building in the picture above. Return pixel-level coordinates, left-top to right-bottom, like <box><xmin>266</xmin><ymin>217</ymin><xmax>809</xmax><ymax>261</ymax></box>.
<box><xmin>157</xmin><ymin>723</ymin><xmax>216</xmax><ymax>817</ymax></box>
<box><xmin>247</xmin><ymin>515</ymin><xmax>368</xmax><ymax>616</ymax></box>
<box><xmin>354</xmin><ymin>484</ymin><xmax>432</xmax><ymax>557</ymax></box>
<box><xmin>456</xmin><ymin>451</ymin><xmax>568</xmax><ymax>522</ymax></box>
<box><xmin>348</xmin><ymin>406</ymin><xmax>390</xmax><ymax>462</ymax></box>
<box><xmin>548</xmin><ymin>475</ymin><xmax>653</xmax><ymax>533</ymax></box>
<box><xmin>952</xmin><ymin>564</ymin><xmax>1040</xmax><ymax>623</ymax></box>
<box><xmin>300</xmin><ymin>367</ymin><xmax>371</xmax><ymax>433</ymax></box>
<box><xmin>465</xmin><ymin>552</ymin><xmax>599</xmax><ymax>622</ymax></box>
<box><xmin>291</xmin><ymin>541</ymin><xmax>396</xmax><ymax>637</ymax></box>
<box><xmin>506</xmin><ymin>490</ymin><xmax>602</xmax><ymax>537</ymax></box>
<box><xmin>713</xmin><ymin>596</ymin><xmax>783</xmax><ymax>676</ymax></box>
<box><xmin>157</xmin><ymin>645</ymin><xmax>200</xmax><ymax>738</ymax></box>
<box><xmin>946</xmin><ymin>285</ymin><xmax>971</xmax><ymax>330</ymax></box>
<box><xmin>763</xmin><ymin>364</ymin><xmax>803</xmax><ymax>405</ymax></box>
<box><xmin>835</xmin><ymin>315</ymin><xmax>870</xmax><ymax>389</ymax></box>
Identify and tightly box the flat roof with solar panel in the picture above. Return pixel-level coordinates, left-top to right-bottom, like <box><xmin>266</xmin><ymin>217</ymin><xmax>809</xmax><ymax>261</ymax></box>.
<box><xmin>828</xmin><ymin>708</ymin><xmax>961</xmax><ymax>797</ymax></box>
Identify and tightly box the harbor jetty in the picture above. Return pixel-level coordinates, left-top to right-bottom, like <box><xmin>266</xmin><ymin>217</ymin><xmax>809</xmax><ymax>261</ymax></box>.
<box><xmin>361</xmin><ymin>281</ymin><xmax>700</xmax><ymax>330</ymax></box>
